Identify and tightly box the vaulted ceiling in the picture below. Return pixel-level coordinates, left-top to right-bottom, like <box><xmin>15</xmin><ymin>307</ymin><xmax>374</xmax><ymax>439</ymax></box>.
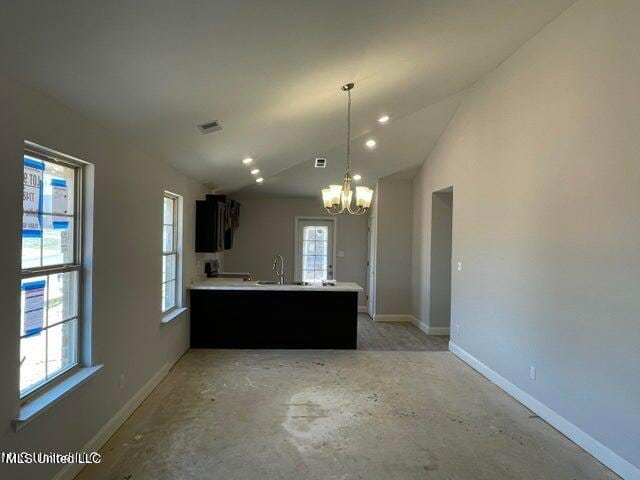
<box><xmin>0</xmin><ymin>0</ymin><xmax>574</xmax><ymax>196</ymax></box>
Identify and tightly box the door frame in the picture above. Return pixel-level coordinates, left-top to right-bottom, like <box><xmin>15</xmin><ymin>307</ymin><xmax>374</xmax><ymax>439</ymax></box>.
<box><xmin>367</xmin><ymin>215</ymin><xmax>377</xmax><ymax>319</ymax></box>
<box><xmin>428</xmin><ymin>186</ymin><xmax>453</xmax><ymax>333</ymax></box>
<box><xmin>293</xmin><ymin>216</ymin><xmax>338</xmax><ymax>282</ymax></box>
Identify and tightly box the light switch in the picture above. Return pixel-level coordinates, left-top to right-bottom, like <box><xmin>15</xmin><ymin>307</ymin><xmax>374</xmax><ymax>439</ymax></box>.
<box><xmin>338</xmin><ymin>251</ymin><xmax>345</xmax><ymax>258</ymax></box>
<box><xmin>457</xmin><ymin>261</ymin><xmax>463</xmax><ymax>272</ymax></box>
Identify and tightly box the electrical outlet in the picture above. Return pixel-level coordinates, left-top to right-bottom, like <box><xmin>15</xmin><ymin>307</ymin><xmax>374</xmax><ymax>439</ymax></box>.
<box><xmin>456</xmin><ymin>324</ymin><xmax>461</xmax><ymax>335</ymax></box>
<box><xmin>457</xmin><ymin>261</ymin><xmax>463</xmax><ymax>272</ymax></box>
<box><xmin>119</xmin><ymin>372</ymin><xmax>125</xmax><ymax>390</ymax></box>
<box><xmin>530</xmin><ymin>366</ymin><xmax>536</xmax><ymax>380</ymax></box>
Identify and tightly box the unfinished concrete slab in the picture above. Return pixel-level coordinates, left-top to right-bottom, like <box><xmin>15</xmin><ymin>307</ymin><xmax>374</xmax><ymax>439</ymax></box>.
<box><xmin>76</xmin><ymin>345</ymin><xmax>617</xmax><ymax>479</ymax></box>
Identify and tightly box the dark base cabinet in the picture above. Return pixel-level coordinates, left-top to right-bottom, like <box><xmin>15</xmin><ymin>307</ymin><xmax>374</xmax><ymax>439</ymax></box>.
<box><xmin>190</xmin><ymin>290</ymin><xmax>358</xmax><ymax>349</ymax></box>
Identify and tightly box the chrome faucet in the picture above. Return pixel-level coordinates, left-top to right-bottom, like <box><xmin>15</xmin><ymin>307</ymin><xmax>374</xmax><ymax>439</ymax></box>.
<box><xmin>272</xmin><ymin>255</ymin><xmax>285</xmax><ymax>285</ymax></box>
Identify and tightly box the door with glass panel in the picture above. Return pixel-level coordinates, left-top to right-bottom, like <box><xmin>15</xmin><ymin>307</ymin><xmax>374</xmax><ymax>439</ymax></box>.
<box><xmin>295</xmin><ymin>219</ymin><xmax>334</xmax><ymax>283</ymax></box>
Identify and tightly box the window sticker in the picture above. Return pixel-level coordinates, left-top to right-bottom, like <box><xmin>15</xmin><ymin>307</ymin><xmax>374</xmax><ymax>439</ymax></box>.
<box><xmin>51</xmin><ymin>178</ymin><xmax>69</xmax><ymax>214</ymax></box>
<box><xmin>22</xmin><ymin>280</ymin><xmax>46</xmax><ymax>336</ymax></box>
<box><xmin>52</xmin><ymin>219</ymin><xmax>70</xmax><ymax>230</ymax></box>
<box><xmin>23</xmin><ymin>157</ymin><xmax>44</xmax><ymax>238</ymax></box>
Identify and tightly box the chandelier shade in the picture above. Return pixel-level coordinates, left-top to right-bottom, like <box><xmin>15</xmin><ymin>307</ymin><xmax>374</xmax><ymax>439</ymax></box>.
<box><xmin>321</xmin><ymin>83</ymin><xmax>374</xmax><ymax>215</ymax></box>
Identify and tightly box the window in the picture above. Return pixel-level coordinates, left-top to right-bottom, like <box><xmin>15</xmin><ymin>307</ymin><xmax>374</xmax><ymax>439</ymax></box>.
<box><xmin>162</xmin><ymin>192</ymin><xmax>182</xmax><ymax>313</ymax></box>
<box><xmin>20</xmin><ymin>151</ymin><xmax>82</xmax><ymax>398</ymax></box>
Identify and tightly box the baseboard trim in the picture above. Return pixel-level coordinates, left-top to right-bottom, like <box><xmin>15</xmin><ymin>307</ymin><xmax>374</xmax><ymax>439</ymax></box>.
<box><xmin>408</xmin><ymin>316</ymin><xmax>451</xmax><ymax>336</ymax></box>
<box><xmin>357</xmin><ymin>306</ymin><xmax>368</xmax><ymax>314</ymax></box>
<box><xmin>426</xmin><ymin>326</ymin><xmax>450</xmax><ymax>336</ymax></box>
<box><xmin>449</xmin><ymin>342</ymin><xmax>639</xmax><ymax>480</ymax></box>
<box><xmin>52</xmin><ymin>361</ymin><xmax>175</xmax><ymax>480</ymax></box>
<box><xmin>373</xmin><ymin>314</ymin><xmax>413</xmax><ymax>323</ymax></box>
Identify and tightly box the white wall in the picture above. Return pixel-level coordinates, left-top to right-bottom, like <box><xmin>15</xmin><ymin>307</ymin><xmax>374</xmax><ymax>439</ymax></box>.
<box><xmin>411</xmin><ymin>0</ymin><xmax>640</xmax><ymax>475</ymax></box>
<box><xmin>0</xmin><ymin>74</ymin><xmax>211</xmax><ymax>480</ymax></box>
<box><xmin>374</xmin><ymin>178</ymin><xmax>413</xmax><ymax>316</ymax></box>
<box><xmin>224</xmin><ymin>196</ymin><xmax>368</xmax><ymax>306</ymax></box>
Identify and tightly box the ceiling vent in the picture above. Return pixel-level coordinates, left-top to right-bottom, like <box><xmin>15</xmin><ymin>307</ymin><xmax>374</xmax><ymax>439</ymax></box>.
<box><xmin>315</xmin><ymin>157</ymin><xmax>327</xmax><ymax>168</ymax></box>
<box><xmin>198</xmin><ymin>120</ymin><xmax>222</xmax><ymax>134</ymax></box>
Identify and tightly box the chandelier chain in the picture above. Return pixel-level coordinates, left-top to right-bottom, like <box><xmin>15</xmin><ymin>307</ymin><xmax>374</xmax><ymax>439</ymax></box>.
<box><xmin>346</xmin><ymin>88</ymin><xmax>351</xmax><ymax>174</ymax></box>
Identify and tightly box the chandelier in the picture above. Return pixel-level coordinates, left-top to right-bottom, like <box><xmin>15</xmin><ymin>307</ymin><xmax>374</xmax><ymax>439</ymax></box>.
<box><xmin>322</xmin><ymin>83</ymin><xmax>374</xmax><ymax>215</ymax></box>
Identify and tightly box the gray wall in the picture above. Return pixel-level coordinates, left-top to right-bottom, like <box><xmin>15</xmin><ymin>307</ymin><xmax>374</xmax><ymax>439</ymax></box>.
<box><xmin>428</xmin><ymin>190</ymin><xmax>453</xmax><ymax>328</ymax></box>
<box><xmin>374</xmin><ymin>178</ymin><xmax>413</xmax><ymax>316</ymax></box>
<box><xmin>0</xmin><ymin>73</ymin><xmax>210</xmax><ymax>480</ymax></box>
<box><xmin>224</xmin><ymin>196</ymin><xmax>368</xmax><ymax>306</ymax></box>
<box><xmin>411</xmin><ymin>0</ymin><xmax>639</xmax><ymax>471</ymax></box>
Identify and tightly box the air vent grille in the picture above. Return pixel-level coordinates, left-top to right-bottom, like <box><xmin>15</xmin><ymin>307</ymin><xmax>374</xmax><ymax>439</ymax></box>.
<box><xmin>198</xmin><ymin>120</ymin><xmax>222</xmax><ymax>134</ymax></box>
<box><xmin>315</xmin><ymin>157</ymin><xmax>327</xmax><ymax>168</ymax></box>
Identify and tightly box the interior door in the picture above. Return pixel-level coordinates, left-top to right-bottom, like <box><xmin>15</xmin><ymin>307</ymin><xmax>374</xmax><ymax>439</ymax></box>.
<box><xmin>295</xmin><ymin>219</ymin><xmax>334</xmax><ymax>283</ymax></box>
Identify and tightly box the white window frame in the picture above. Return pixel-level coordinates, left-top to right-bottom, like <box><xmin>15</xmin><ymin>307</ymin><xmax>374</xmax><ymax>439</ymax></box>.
<box><xmin>19</xmin><ymin>147</ymin><xmax>84</xmax><ymax>401</ymax></box>
<box><xmin>162</xmin><ymin>191</ymin><xmax>183</xmax><ymax>316</ymax></box>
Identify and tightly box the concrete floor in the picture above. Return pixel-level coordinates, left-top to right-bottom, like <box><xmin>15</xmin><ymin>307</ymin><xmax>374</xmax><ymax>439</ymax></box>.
<box><xmin>77</xmin><ymin>316</ymin><xmax>617</xmax><ymax>480</ymax></box>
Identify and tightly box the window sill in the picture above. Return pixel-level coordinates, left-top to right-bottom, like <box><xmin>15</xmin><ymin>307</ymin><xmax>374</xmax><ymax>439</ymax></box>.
<box><xmin>13</xmin><ymin>365</ymin><xmax>103</xmax><ymax>431</ymax></box>
<box><xmin>161</xmin><ymin>307</ymin><xmax>188</xmax><ymax>325</ymax></box>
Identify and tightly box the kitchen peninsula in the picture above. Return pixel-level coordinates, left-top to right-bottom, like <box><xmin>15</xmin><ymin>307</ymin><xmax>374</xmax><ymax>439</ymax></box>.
<box><xmin>189</xmin><ymin>279</ymin><xmax>363</xmax><ymax>349</ymax></box>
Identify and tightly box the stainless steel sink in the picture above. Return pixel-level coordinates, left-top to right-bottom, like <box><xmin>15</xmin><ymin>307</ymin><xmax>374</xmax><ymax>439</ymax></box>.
<box><xmin>256</xmin><ymin>281</ymin><xmax>310</xmax><ymax>286</ymax></box>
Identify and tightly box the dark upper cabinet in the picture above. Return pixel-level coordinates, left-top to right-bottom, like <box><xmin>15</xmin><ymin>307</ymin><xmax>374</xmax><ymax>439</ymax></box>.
<box><xmin>195</xmin><ymin>195</ymin><xmax>240</xmax><ymax>252</ymax></box>
<box><xmin>224</xmin><ymin>200</ymin><xmax>240</xmax><ymax>250</ymax></box>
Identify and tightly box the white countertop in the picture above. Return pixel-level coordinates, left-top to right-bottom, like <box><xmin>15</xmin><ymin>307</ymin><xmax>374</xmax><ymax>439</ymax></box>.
<box><xmin>209</xmin><ymin>272</ymin><xmax>251</xmax><ymax>276</ymax></box>
<box><xmin>189</xmin><ymin>278</ymin><xmax>363</xmax><ymax>292</ymax></box>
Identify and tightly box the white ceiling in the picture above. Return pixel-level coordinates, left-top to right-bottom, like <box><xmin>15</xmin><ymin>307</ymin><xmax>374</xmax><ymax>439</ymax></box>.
<box><xmin>0</xmin><ymin>0</ymin><xmax>574</xmax><ymax>196</ymax></box>
<box><xmin>239</xmin><ymin>91</ymin><xmax>463</xmax><ymax>196</ymax></box>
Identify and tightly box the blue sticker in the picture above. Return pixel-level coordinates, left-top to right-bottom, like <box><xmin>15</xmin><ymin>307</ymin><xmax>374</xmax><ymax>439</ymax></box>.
<box><xmin>24</xmin><ymin>157</ymin><xmax>45</xmax><ymax>171</ymax></box>
<box><xmin>22</xmin><ymin>280</ymin><xmax>46</xmax><ymax>291</ymax></box>
<box><xmin>51</xmin><ymin>178</ymin><xmax>67</xmax><ymax>187</ymax></box>
<box><xmin>52</xmin><ymin>220</ymin><xmax>69</xmax><ymax>230</ymax></box>
<box><xmin>22</xmin><ymin>229</ymin><xmax>43</xmax><ymax>238</ymax></box>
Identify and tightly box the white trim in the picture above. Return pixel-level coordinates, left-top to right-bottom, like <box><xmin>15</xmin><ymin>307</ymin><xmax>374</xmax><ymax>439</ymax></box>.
<box><xmin>449</xmin><ymin>342</ymin><xmax>639</xmax><ymax>480</ymax></box>
<box><xmin>409</xmin><ymin>315</ymin><xmax>427</xmax><ymax>332</ymax></box>
<box><xmin>408</xmin><ymin>316</ymin><xmax>450</xmax><ymax>336</ymax></box>
<box><xmin>51</xmin><ymin>361</ymin><xmax>174</xmax><ymax>480</ymax></box>
<box><xmin>357</xmin><ymin>306</ymin><xmax>368</xmax><ymax>313</ymax></box>
<box><xmin>373</xmin><ymin>314</ymin><xmax>413</xmax><ymax>323</ymax></box>
<box><xmin>426</xmin><ymin>326</ymin><xmax>450</xmax><ymax>335</ymax></box>
<box><xmin>376</xmin><ymin>315</ymin><xmax>449</xmax><ymax>336</ymax></box>
<box><xmin>293</xmin><ymin>216</ymin><xmax>338</xmax><ymax>282</ymax></box>
<box><xmin>162</xmin><ymin>191</ymin><xmax>184</xmax><ymax>314</ymax></box>
<box><xmin>367</xmin><ymin>215</ymin><xmax>377</xmax><ymax>319</ymax></box>
<box><xmin>14</xmin><ymin>365</ymin><xmax>103</xmax><ymax>430</ymax></box>
<box><xmin>161</xmin><ymin>306</ymin><xmax>188</xmax><ymax>324</ymax></box>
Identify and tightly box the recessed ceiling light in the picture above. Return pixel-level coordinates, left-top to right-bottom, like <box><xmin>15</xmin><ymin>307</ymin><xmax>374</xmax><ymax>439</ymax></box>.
<box><xmin>250</xmin><ymin>168</ymin><xmax>260</xmax><ymax>175</ymax></box>
<box><xmin>256</xmin><ymin>177</ymin><xmax>264</xmax><ymax>183</ymax></box>
<box><xmin>352</xmin><ymin>174</ymin><xmax>362</xmax><ymax>181</ymax></box>
<box><xmin>377</xmin><ymin>115</ymin><xmax>390</xmax><ymax>124</ymax></box>
<box><xmin>365</xmin><ymin>139</ymin><xmax>376</xmax><ymax>148</ymax></box>
<box><xmin>242</xmin><ymin>157</ymin><xmax>253</xmax><ymax>165</ymax></box>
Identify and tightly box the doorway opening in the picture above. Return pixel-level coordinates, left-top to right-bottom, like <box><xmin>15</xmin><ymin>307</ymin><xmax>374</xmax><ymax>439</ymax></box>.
<box><xmin>429</xmin><ymin>187</ymin><xmax>453</xmax><ymax>334</ymax></box>
<box><xmin>294</xmin><ymin>217</ymin><xmax>336</xmax><ymax>283</ymax></box>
